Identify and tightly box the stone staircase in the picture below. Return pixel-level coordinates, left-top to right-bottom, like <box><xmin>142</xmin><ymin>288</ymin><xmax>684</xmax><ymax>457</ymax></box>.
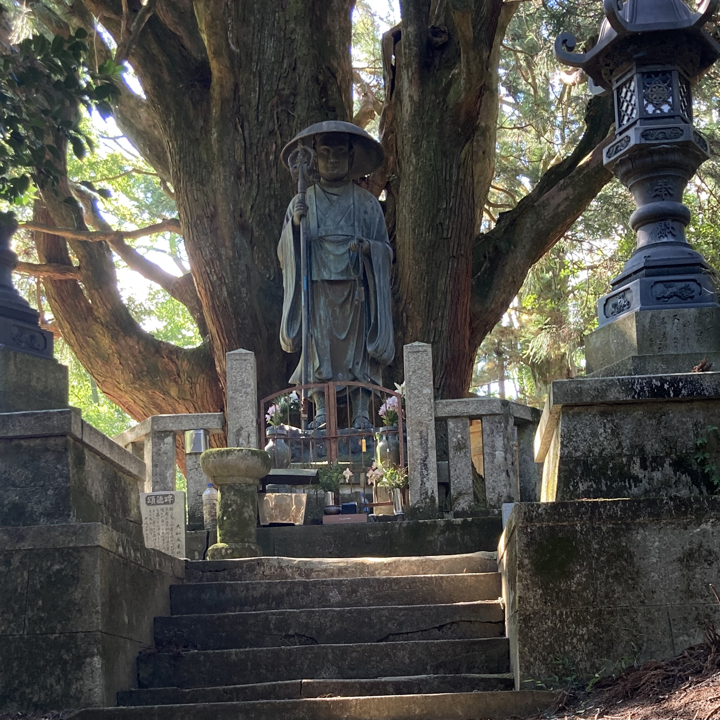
<box><xmin>70</xmin><ymin>552</ymin><xmax>553</xmax><ymax>720</ymax></box>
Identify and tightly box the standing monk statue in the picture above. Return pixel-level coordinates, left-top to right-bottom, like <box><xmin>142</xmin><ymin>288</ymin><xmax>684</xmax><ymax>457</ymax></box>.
<box><xmin>279</xmin><ymin>121</ymin><xmax>394</xmax><ymax>430</ymax></box>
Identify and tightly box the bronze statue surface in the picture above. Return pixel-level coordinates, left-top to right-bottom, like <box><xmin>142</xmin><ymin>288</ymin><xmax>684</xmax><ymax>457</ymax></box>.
<box><xmin>278</xmin><ymin>122</ymin><xmax>394</xmax><ymax>429</ymax></box>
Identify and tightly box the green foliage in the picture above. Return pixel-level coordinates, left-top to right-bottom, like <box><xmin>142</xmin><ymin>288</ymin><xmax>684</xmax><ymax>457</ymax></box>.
<box><xmin>55</xmin><ymin>339</ymin><xmax>133</xmax><ymax>437</ymax></box>
<box><xmin>317</xmin><ymin>463</ymin><xmax>343</xmax><ymax>495</ymax></box>
<box><xmin>376</xmin><ymin>464</ymin><xmax>407</xmax><ymax>490</ymax></box>
<box><xmin>0</xmin><ymin>25</ymin><xmax>120</xmax><ymax>203</ymax></box>
<box><xmin>695</xmin><ymin>425</ymin><xmax>720</xmax><ymax>493</ymax></box>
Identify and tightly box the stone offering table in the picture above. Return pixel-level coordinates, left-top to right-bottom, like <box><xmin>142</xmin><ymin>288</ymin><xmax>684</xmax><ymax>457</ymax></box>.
<box><xmin>201</xmin><ymin>448</ymin><xmax>271</xmax><ymax>559</ymax></box>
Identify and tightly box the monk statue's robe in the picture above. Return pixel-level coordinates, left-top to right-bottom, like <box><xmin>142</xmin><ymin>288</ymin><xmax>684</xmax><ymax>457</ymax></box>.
<box><xmin>278</xmin><ymin>179</ymin><xmax>394</xmax><ymax>420</ymax></box>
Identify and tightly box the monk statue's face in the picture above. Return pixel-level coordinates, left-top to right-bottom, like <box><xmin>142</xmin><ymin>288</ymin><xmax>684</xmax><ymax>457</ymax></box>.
<box><xmin>316</xmin><ymin>133</ymin><xmax>352</xmax><ymax>182</ymax></box>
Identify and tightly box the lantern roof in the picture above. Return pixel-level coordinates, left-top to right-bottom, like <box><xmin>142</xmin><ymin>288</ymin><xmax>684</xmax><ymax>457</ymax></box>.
<box><xmin>555</xmin><ymin>0</ymin><xmax>720</xmax><ymax>90</ymax></box>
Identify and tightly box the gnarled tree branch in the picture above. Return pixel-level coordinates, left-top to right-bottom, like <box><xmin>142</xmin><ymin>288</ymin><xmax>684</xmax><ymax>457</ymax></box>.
<box><xmin>15</xmin><ymin>261</ymin><xmax>80</xmax><ymax>279</ymax></box>
<box><xmin>469</xmin><ymin>93</ymin><xmax>615</xmax><ymax>346</ymax></box>
<box><xmin>19</xmin><ymin>217</ymin><xmax>181</xmax><ymax>243</ymax></box>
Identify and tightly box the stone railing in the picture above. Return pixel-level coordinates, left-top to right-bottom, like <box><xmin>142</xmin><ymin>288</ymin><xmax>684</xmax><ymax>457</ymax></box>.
<box><xmin>435</xmin><ymin>397</ymin><xmax>542</xmax><ymax>513</ymax></box>
<box><xmin>403</xmin><ymin>342</ymin><xmax>541</xmax><ymax>516</ymax></box>
<box><xmin>112</xmin><ymin>343</ymin><xmax>541</xmax><ymax>525</ymax></box>
<box><xmin>114</xmin><ymin>412</ymin><xmax>224</xmax><ymax>530</ymax></box>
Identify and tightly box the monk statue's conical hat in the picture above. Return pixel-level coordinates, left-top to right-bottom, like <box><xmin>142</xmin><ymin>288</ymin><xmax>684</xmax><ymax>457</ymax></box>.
<box><xmin>282</xmin><ymin>121</ymin><xmax>384</xmax><ymax>180</ymax></box>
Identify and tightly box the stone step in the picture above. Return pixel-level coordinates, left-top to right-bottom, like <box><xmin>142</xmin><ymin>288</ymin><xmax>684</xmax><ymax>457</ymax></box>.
<box><xmin>170</xmin><ymin>573</ymin><xmax>501</xmax><ymax>615</ymax></box>
<box><xmin>138</xmin><ymin>638</ymin><xmax>510</xmax><ymax>689</ymax></box>
<box><xmin>117</xmin><ymin>673</ymin><xmax>515</xmax><ymax>706</ymax></box>
<box><xmin>72</xmin><ymin>690</ymin><xmax>554</xmax><ymax>720</ymax></box>
<box><xmin>154</xmin><ymin>600</ymin><xmax>504</xmax><ymax>651</ymax></box>
<box><xmin>255</xmin><ymin>516</ymin><xmax>503</xmax><ymax>558</ymax></box>
<box><xmin>184</xmin><ymin>551</ymin><xmax>497</xmax><ymax>583</ymax></box>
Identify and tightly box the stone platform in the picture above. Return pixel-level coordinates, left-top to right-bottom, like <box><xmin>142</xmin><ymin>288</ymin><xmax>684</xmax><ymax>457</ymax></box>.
<box><xmin>0</xmin><ymin>523</ymin><xmax>183</xmax><ymax>711</ymax></box>
<box><xmin>255</xmin><ymin>516</ymin><xmax>502</xmax><ymax>557</ymax></box>
<box><xmin>499</xmin><ymin>497</ymin><xmax>720</xmax><ymax>685</ymax></box>
<box><xmin>535</xmin><ymin>371</ymin><xmax>720</xmax><ymax>501</ymax></box>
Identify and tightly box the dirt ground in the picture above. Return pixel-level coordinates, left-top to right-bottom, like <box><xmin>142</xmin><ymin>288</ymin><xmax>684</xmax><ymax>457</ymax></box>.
<box><xmin>533</xmin><ymin>625</ymin><xmax>720</xmax><ymax>720</ymax></box>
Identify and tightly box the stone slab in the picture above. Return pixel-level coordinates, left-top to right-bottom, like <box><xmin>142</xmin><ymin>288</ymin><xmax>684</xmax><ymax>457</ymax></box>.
<box><xmin>170</xmin><ymin>573</ymin><xmax>502</xmax><ymax>614</ymax></box>
<box><xmin>0</xmin><ymin>408</ymin><xmax>144</xmax><ymax>480</ymax></box>
<box><xmin>540</xmin><ymin>396</ymin><xmax>720</xmax><ymax>502</ymax></box>
<box><xmin>71</xmin><ymin>690</ymin><xmax>555</xmax><ymax>720</ymax></box>
<box><xmin>586</xmin><ymin>306</ymin><xmax>720</xmax><ymax>376</ymax></box>
<box><xmin>435</xmin><ymin>397</ymin><xmax>540</xmax><ymax>424</ymax></box>
<box><xmin>0</xmin><ymin>433</ymin><xmax>145</xmax><ymax>543</ymax></box>
<box><xmin>255</xmin><ymin>517</ymin><xmax>502</xmax><ymax>557</ymax></box>
<box><xmin>185</xmin><ymin>551</ymin><xmax>498</xmax><ymax>582</ymax></box>
<box><xmin>498</xmin><ymin>497</ymin><xmax>720</xmax><ymax>686</ymax></box>
<box><xmin>589</xmin><ymin>352</ymin><xmax>720</xmax><ymax>378</ymax></box>
<box><xmin>155</xmin><ymin>600</ymin><xmax>504</xmax><ymax>650</ymax></box>
<box><xmin>117</xmin><ymin>674</ymin><xmax>516</xmax><ymax>706</ymax></box>
<box><xmin>113</xmin><ymin>413</ymin><xmax>225</xmax><ymax>447</ymax></box>
<box><xmin>140</xmin><ymin>491</ymin><xmax>187</xmax><ymax>558</ymax></box>
<box><xmin>0</xmin><ymin>523</ymin><xmax>183</xmax><ymax>712</ymax></box>
<box><xmin>535</xmin><ymin>371</ymin><xmax>720</xmax><ymax>463</ymax></box>
<box><xmin>0</xmin><ymin>346</ymin><xmax>68</xmax><ymax>412</ymax></box>
<box><xmin>137</xmin><ymin>638</ymin><xmax>511</xmax><ymax>689</ymax></box>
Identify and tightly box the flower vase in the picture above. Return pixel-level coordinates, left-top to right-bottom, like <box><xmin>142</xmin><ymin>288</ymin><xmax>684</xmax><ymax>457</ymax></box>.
<box><xmin>265</xmin><ymin>427</ymin><xmax>291</xmax><ymax>469</ymax></box>
<box><xmin>375</xmin><ymin>427</ymin><xmax>400</xmax><ymax>468</ymax></box>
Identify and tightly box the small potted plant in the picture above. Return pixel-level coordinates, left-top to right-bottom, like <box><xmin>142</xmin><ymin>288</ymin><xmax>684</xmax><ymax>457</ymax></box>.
<box><xmin>376</xmin><ymin>394</ymin><xmax>402</xmax><ymax>468</ymax></box>
<box><xmin>377</xmin><ymin>465</ymin><xmax>408</xmax><ymax>515</ymax></box>
<box><xmin>318</xmin><ymin>463</ymin><xmax>343</xmax><ymax>513</ymax></box>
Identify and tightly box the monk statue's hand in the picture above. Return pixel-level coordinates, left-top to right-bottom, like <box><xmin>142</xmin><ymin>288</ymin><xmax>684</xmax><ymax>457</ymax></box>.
<box><xmin>350</xmin><ymin>237</ymin><xmax>371</xmax><ymax>255</ymax></box>
<box><xmin>293</xmin><ymin>198</ymin><xmax>308</xmax><ymax>226</ymax></box>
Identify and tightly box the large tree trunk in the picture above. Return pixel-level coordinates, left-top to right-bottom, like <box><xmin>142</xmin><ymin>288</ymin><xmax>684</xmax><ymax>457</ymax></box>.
<box><xmin>381</xmin><ymin>0</ymin><xmax>613</xmax><ymax>398</ymax></box>
<box><xmin>37</xmin><ymin>0</ymin><xmax>354</xmax><ymax>418</ymax></box>
<box><xmin>28</xmin><ymin>0</ymin><xmax>614</xmax><ymax>417</ymax></box>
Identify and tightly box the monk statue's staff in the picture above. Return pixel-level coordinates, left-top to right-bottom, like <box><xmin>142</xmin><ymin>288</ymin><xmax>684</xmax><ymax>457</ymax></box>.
<box><xmin>288</xmin><ymin>142</ymin><xmax>315</xmax><ymax>429</ymax></box>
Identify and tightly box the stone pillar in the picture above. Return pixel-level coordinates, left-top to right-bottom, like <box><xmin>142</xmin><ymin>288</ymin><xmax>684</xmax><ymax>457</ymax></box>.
<box><xmin>184</xmin><ymin>429</ymin><xmax>210</xmax><ymax>530</ymax></box>
<box><xmin>446</xmin><ymin>416</ymin><xmax>474</xmax><ymax>514</ymax></box>
<box><xmin>226</xmin><ymin>349</ymin><xmax>258</xmax><ymax>448</ymax></box>
<box><xmin>482</xmin><ymin>411</ymin><xmax>518</xmax><ymax>512</ymax></box>
<box><xmin>144</xmin><ymin>430</ymin><xmax>176</xmax><ymax>492</ymax></box>
<box><xmin>403</xmin><ymin>342</ymin><xmax>438</xmax><ymax>518</ymax></box>
<box><xmin>516</xmin><ymin>423</ymin><xmax>542</xmax><ymax>502</ymax></box>
<box><xmin>201</xmin><ymin>448</ymin><xmax>271</xmax><ymax>559</ymax></box>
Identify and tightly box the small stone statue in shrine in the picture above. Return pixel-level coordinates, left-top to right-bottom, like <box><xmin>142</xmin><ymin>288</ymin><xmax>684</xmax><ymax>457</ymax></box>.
<box><xmin>278</xmin><ymin>121</ymin><xmax>394</xmax><ymax>429</ymax></box>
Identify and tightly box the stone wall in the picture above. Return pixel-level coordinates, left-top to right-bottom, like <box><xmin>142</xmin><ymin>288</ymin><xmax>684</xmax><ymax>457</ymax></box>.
<box><xmin>0</xmin><ymin>523</ymin><xmax>183</xmax><ymax>711</ymax></box>
<box><xmin>0</xmin><ymin>408</ymin><xmax>185</xmax><ymax>711</ymax></box>
<box><xmin>499</xmin><ymin>498</ymin><xmax>720</xmax><ymax>687</ymax></box>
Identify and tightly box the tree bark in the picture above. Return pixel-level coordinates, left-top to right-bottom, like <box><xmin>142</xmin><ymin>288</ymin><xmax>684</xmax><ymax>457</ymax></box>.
<box><xmin>381</xmin><ymin>2</ymin><xmax>614</xmax><ymax>397</ymax></box>
<box><xmin>27</xmin><ymin>0</ymin><xmax>616</xmax><ymax>418</ymax></box>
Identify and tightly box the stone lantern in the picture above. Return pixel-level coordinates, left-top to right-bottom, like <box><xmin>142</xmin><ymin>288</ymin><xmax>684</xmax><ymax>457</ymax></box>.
<box><xmin>556</xmin><ymin>0</ymin><xmax>720</xmax><ymax>376</ymax></box>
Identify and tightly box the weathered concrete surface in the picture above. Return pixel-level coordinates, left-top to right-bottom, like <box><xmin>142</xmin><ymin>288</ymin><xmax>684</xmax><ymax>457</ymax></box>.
<box><xmin>170</xmin><ymin>572</ymin><xmax>502</xmax><ymax>614</ymax></box>
<box><xmin>403</xmin><ymin>342</ymin><xmax>438</xmax><ymax>518</ymax></box>
<box><xmin>482</xmin><ymin>412</ymin><xmax>518</xmax><ymax>511</ymax></box>
<box><xmin>435</xmin><ymin>397</ymin><xmax>541</xmax><ymax>424</ymax></box>
<box><xmin>256</xmin><ymin>516</ymin><xmax>502</xmax><ymax>557</ymax></box>
<box><xmin>0</xmin><ymin>346</ymin><xmax>68</xmax><ymax>412</ymax></box>
<box><xmin>0</xmin><ymin>410</ymin><xmax>146</xmax><ymax>544</ymax></box>
<box><xmin>118</xmin><ymin>675</ymin><xmax>515</xmax><ymax>706</ymax></box>
<box><xmin>137</xmin><ymin>638</ymin><xmax>510</xmax><ymax>689</ymax></box>
<box><xmin>446</xmin><ymin>417</ymin><xmax>474</xmax><ymax>513</ymax></box>
<box><xmin>184</xmin><ymin>551</ymin><xmax>498</xmax><ymax>582</ymax></box>
<box><xmin>201</xmin><ymin>447</ymin><xmax>271</xmax><ymax>559</ymax></box>
<box><xmin>585</xmin><ymin>306</ymin><xmax>720</xmax><ymax>376</ymax></box>
<box><xmin>72</xmin><ymin>690</ymin><xmax>555</xmax><ymax>720</ymax></box>
<box><xmin>535</xmin><ymin>373</ymin><xmax>720</xmax><ymax>501</ymax></box>
<box><xmin>498</xmin><ymin>497</ymin><xmax>720</xmax><ymax>687</ymax></box>
<box><xmin>0</xmin><ymin>523</ymin><xmax>183</xmax><ymax>712</ymax></box>
<box><xmin>226</xmin><ymin>349</ymin><xmax>258</xmax><ymax>448</ymax></box>
<box><xmin>155</xmin><ymin>600</ymin><xmax>504</xmax><ymax>650</ymax></box>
